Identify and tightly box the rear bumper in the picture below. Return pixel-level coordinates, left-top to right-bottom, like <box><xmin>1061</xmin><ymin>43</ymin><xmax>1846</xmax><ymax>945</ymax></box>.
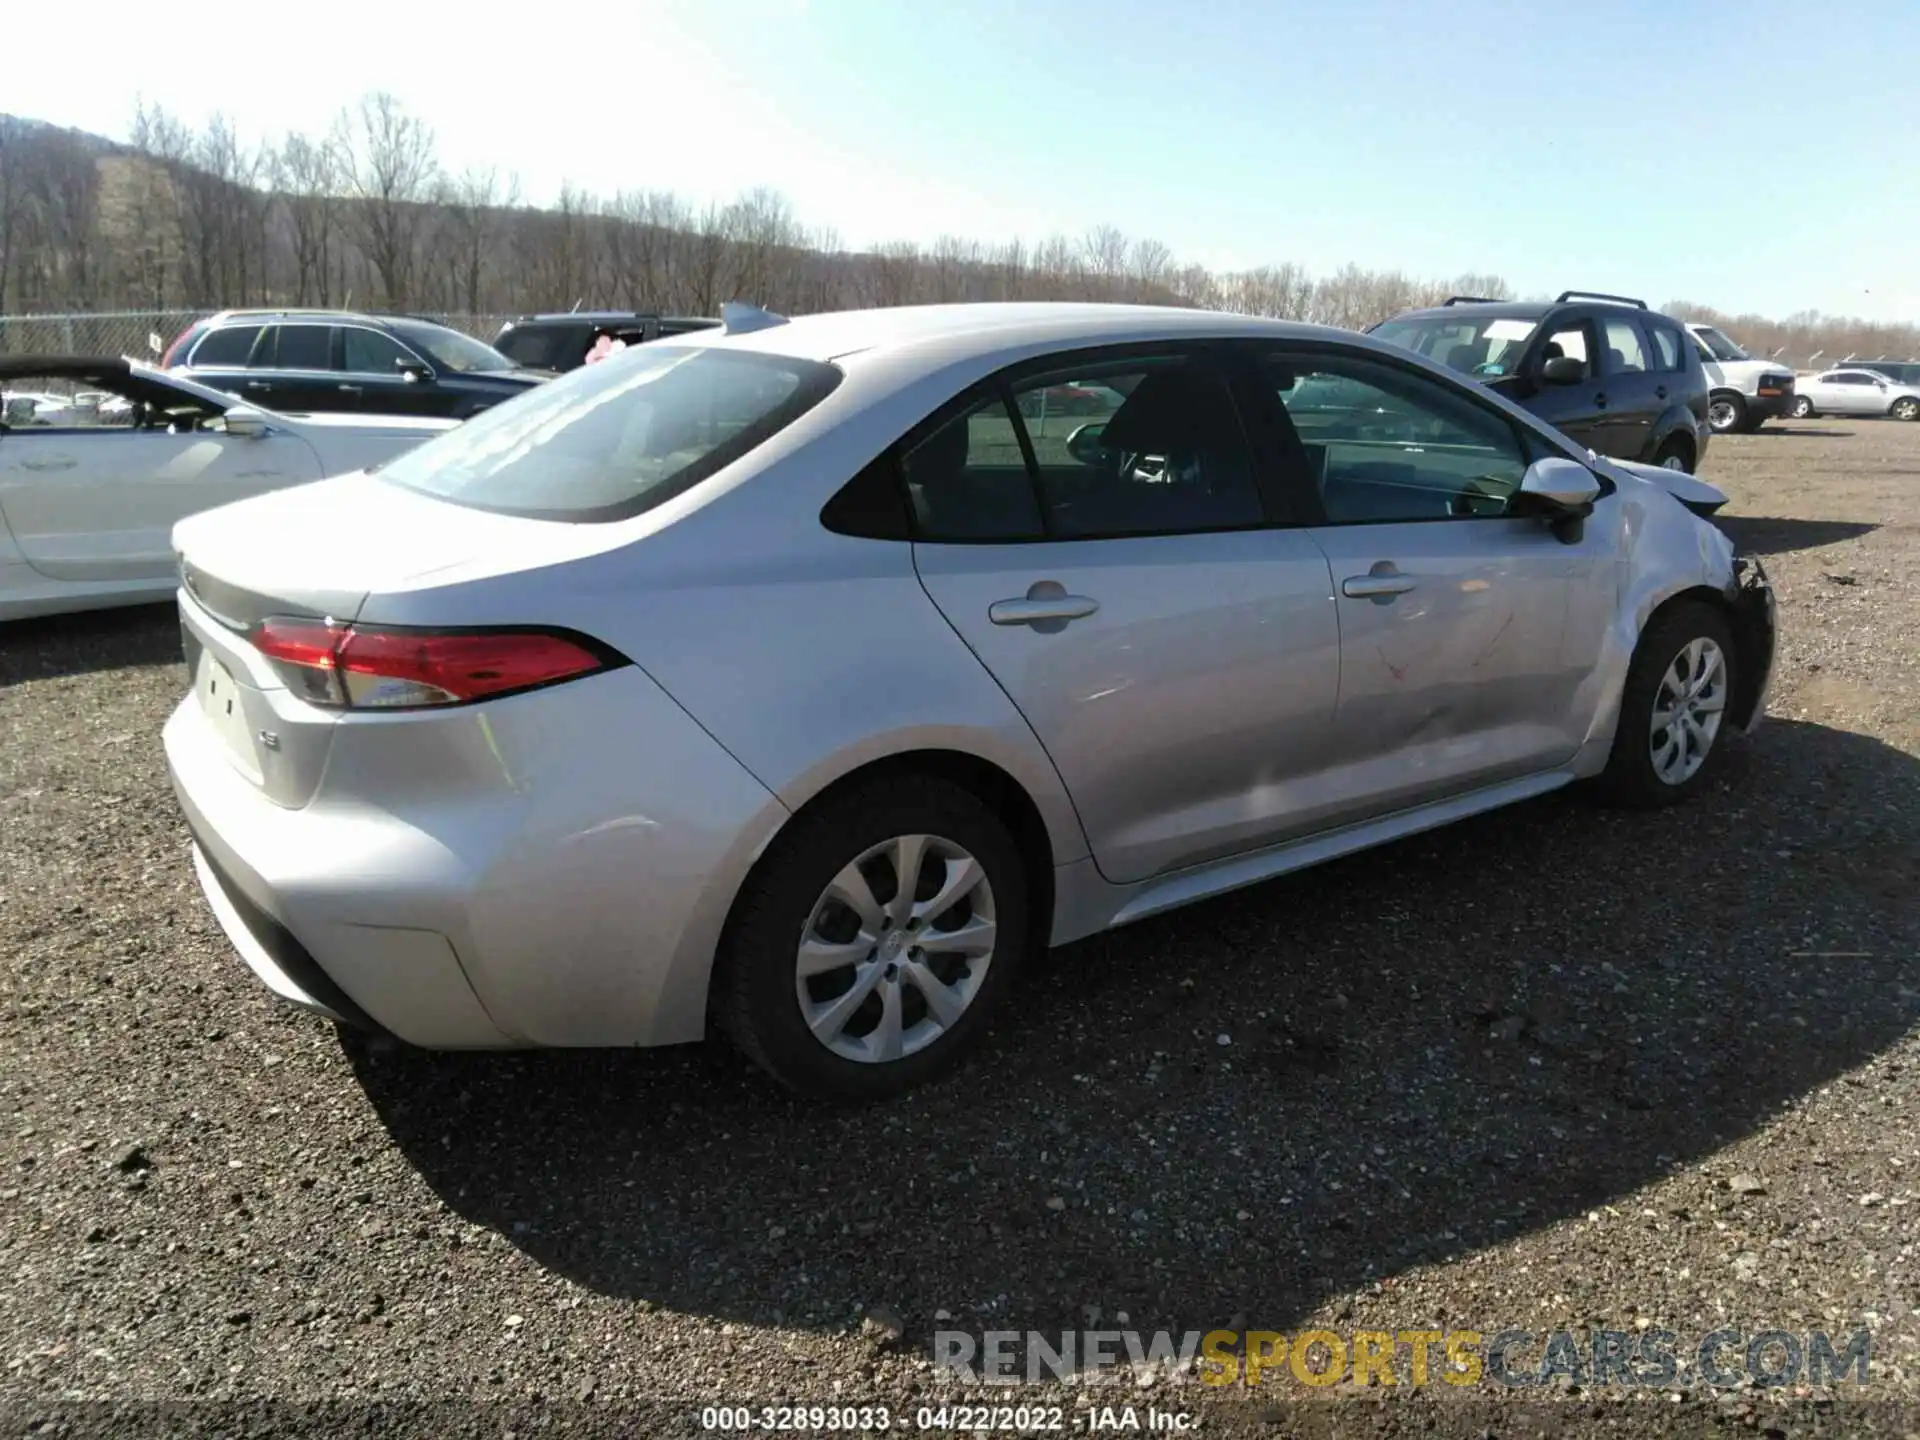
<box><xmin>164</xmin><ymin>640</ymin><xmax>791</xmax><ymax>1050</ymax></box>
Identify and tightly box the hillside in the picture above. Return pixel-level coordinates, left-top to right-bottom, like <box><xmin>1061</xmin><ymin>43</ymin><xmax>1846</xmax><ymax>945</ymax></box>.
<box><xmin>2</xmin><ymin>97</ymin><xmax>1916</xmax><ymax>366</ymax></box>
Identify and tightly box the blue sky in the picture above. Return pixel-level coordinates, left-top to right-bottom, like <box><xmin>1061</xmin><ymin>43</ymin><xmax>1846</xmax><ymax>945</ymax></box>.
<box><xmin>11</xmin><ymin>0</ymin><xmax>1917</xmax><ymax>321</ymax></box>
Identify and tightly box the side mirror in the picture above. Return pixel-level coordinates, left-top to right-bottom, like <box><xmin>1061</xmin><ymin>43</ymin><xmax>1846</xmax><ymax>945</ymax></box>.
<box><xmin>220</xmin><ymin>406</ymin><xmax>270</xmax><ymax>438</ymax></box>
<box><xmin>1541</xmin><ymin>355</ymin><xmax>1586</xmax><ymax>385</ymax></box>
<box><xmin>1065</xmin><ymin>421</ymin><xmax>1109</xmax><ymax>466</ymax></box>
<box><xmin>1515</xmin><ymin>456</ymin><xmax>1601</xmax><ymax>513</ymax></box>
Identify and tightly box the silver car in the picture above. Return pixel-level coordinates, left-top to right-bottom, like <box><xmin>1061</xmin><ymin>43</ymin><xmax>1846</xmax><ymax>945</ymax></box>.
<box><xmin>1789</xmin><ymin>367</ymin><xmax>1920</xmax><ymax>420</ymax></box>
<box><xmin>164</xmin><ymin>303</ymin><xmax>1777</xmax><ymax>1100</ymax></box>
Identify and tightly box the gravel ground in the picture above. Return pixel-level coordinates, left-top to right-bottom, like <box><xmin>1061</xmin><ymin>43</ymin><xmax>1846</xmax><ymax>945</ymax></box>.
<box><xmin>2</xmin><ymin>420</ymin><xmax>1917</xmax><ymax>1439</ymax></box>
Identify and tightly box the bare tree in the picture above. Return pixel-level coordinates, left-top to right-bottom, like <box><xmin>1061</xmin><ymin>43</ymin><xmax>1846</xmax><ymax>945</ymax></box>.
<box><xmin>437</xmin><ymin>166</ymin><xmax>512</xmax><ymax>313</ymax></box>
<box><xmin>275</xmin><ymin>126</ymin><xmax>345</xmax><ymax>305</ymax></box>
<box><xmin>343</xmin><ymin>92</ymin><xmax>438</xmax><ymax>308</ymax></box>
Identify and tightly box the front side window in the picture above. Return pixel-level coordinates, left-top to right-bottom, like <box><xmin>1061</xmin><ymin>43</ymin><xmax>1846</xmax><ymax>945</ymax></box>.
<box><xmin>272</xmin><ymin>324</ymin><xmax>333</xmax><ymax>371</ymax></box>
<box><xmin>190</xmin><ymin>324</ymin><xmax>262</xmax><ymax>368</ymax></box>
<box><xmin>1539</xmin><ymin>320</ymin><xmax>1592</xmax><ymax>373</ymax></box>
<box><xmin>378</xmin><ymin>346</ymin><xmax>841</xmax><ymax>522</ymax></box>
<box><xmin>390</xmin><ymin>321</ymin><xmax>515</xmax><ymax>374</ymax></box>
<box><xmin>1602</xmin><ymin>318</ymin><xmax>1651</xmax><ymax>374</ymax></box>
<box><xmin>1267</xmin><ymin>355</ymin><xmax>1529</xmax><ymax>525</ymax></box>
<box><xmin>342</xmin><ymin>327</ymin><xmax>415</xmax><ymax>374</ymax></box>
<box><xmin>1694</xmin><ymin>326</ymin><xmax>1750</xmax><ymax>362</ymax></box>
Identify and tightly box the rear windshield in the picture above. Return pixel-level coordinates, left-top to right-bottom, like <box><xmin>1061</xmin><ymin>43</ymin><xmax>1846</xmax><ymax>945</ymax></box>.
<box><xmin>376</xmin><ymin>346</ymin><xmax>842</xmax><ymax>522</ymax></box>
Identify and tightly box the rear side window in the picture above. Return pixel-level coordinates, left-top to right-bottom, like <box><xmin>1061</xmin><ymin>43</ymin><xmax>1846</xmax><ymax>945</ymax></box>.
<box><xmin>190</xmin><ymin>324</ymin><xmax>262</xmax><ymax>367</ymax></box>
<box><xmin>378</xmin><ymin>346</ymin><xmax>842</xmax><ymax>522</ymax></box>
<box><xmin>273</xmin><ymin>324</ymin><xmax>333</xmax><ymax>370</ymax></box>
<box><xmin>902</xmin><ymin>396</ymin><xmax>1046</xmax><ymax>541</ymax></box>
<box><xmin>1645</xmin><ymin>323</ymin><xmax>1685</xmax><ymax>373</ymax></box>
<box><xmin>1602</xmin><ymin>317</ymin><xmax>1650</xmax><ymax>374</ymax></box>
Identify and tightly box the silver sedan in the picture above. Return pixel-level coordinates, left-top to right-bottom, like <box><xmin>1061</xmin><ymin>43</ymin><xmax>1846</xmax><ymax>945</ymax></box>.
<box><xmin>1790</xmin><ymin>367</ymin><xmax>1920</xmax><ymax>420</ymax></box>
<box><xmin>164</xmin><ymin>303</ymin><xmax>1777</xmax><ymax>1100</ymax></box>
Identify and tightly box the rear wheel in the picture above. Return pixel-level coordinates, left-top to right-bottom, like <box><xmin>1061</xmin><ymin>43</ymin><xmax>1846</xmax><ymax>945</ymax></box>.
<box><xmin>1595</xmin><ymin>602</ymin><xmax>1737</xmax><ymax>808</ymax></box>
<box><xmin>1707</xmin><ymin>394</ymin><xmax>1746</xmax><ymax>435</ymax></box>
<box><xmin>1891</xmin><ymin>396</ymin><xmax>1920</xmax><ymax>422</ymax></box>
<box><xmin>1789</xmin><ymin>395</ymin><xmax>1816</xmax><ymax>419</ymax></box>
<box><xmin>714</xmin><ymin>775</ymin><xmax>1029</xmax><ymax>1101</ymax></box>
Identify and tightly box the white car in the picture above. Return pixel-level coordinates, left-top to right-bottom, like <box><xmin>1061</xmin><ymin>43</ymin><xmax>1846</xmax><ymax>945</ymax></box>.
<box><xmin>1</xmin><ymin>358</ymin><xmax>455</xmax><ymax>621</ymax></box>
<box><xmin>1789</xmin><ymin>368</ymin><xmax>1920</xmax><ymax>421</ymax></box>
<box><xmin>1685</xmin><ymin>323</ymin><xmax>1797</xmax><ymax>434</ymax></box>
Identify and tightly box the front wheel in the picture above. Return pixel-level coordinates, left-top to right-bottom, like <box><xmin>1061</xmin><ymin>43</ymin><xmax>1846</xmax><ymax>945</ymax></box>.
<box><xmin>1707</xmin><ymin>394</ymin><xmax>1746</xmax><ymax>434</ymax></box>
<box><xmin>1891</xmin><ymin>396</ymin><xmax>1920</xmax><ymax>422</ymax></box>
<box><xmin>1594</xmin><ymin>602</ymin><xmax>1738</xmax><ymax>808</ymax></box>
<box><xmin>713</xmin><ymin>775</ymin><xmax>1029</xmax><ymax>1101</ymax></box>
<box><xmin>1789</xmin><ymin>395</ymin><xmax>1815</xmax><ymax>419</ymax></box>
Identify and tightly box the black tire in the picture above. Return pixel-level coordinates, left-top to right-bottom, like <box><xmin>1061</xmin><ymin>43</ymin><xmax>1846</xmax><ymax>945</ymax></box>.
<box><xmin>1651</xmin><ymin>436</ymin><xmax>1694</xmax><ymax>473</ymax></box>
<box><xmin>714</xmin><ymin>774</ymin><xmax>1030</xmax><ymax>1101</ymax></box>
<box><xmin>1594</xmin><ymin>601</ymin><xmax>1738</xmax><ymax>809</ymax></box>
<box><xmin>1707</xmin><ymin>393</ymin><xmax>1746</xmax><ymax>435</ymax></box>
<box><xmin>1789</xmin><ymin>395</ymin><xmax>1815</xmax><ymax>420</ymax></box>
<box><xmin>1890</xmin><ymin>396</ymin><xmax>1920</xmax><ymax>422</ymax></box>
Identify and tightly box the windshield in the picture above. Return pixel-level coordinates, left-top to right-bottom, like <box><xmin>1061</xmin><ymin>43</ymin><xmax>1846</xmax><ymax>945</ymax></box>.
<box><xmin>1370</xmin><ymin>315</ymin><xmax>1538</xmax><ymax>377</ymax></box>
<box><xmin>377</xmin><ymin>345</ymin><xmax>842</xmax><ymax>522</ymax></box>
<box><xmin>389</xmin><ymin>320</ymin><xmax>518</xmax><ymax>373</ymax></box>
<box><xmin>1693</xmin><ymin>327</ymin><xmax>1751</xmax><ymax>363</ymax></box>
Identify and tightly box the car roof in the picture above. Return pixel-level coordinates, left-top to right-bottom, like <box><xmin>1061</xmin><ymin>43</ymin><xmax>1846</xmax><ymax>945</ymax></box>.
<box><xmin>674</xmin><ymin>302</ymin><xmax>1362</xmax><ymax>367</ymax></box>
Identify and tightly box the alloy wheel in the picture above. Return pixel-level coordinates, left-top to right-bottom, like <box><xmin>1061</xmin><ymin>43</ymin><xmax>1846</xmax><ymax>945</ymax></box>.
<box><xmin>1649</xmin><ymin>637</ymin><xmax>1728</xmax><ymax>786</ymax></box>
<box><xmin>1894</xmin><ymin>398</ymin><xmax>1919</xmax><ymax>421</ymax></box>
<box><xmin>795</xmin><ymin>833</ymin><xmax>997</xmax><ymax>1064</ymax></box>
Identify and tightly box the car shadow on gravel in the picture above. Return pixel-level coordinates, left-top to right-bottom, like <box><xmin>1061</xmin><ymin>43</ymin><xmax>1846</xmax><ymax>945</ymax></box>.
<box><xmin>0</xmin><ymin>604</ymin><xmax>181</xmax><ymax>689</ymax></box>
<box><xmin>1716</xmin><ymin>515</ymin><xmax>1878</xmax><ymax>556</ymax></box>
<box><xmin>348</xmin><ymin>718</ymin><xmax>1920</xmax><ymax>1342</ymax></box>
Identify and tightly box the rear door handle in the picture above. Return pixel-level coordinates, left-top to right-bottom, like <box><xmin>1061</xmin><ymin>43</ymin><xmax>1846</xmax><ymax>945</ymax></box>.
<box><xmin>337</xmin><ymin>384</ymin><xmax>364</xmax><ymax>395</ymax></box>
<box><xmin>1341</xmin><ymin>573</ymin><xmax>1418</xmax><ymax>600</ymax></box>
<box><xmin>1655</xmin><ymin>385</ymin><xmax>1669</xmax><ymax>400</ymax></box>
<box><xmin>244</xmin><ymin>381</ymin><xmax>270</xmax><ymax>391</ymax></box>
<box><xmin>990</xmin><ymin>595</ymin><xmax>1100</xmax><ymax>626</ymax></box>
<box><xmin>1593</xmin><ymin>392</ymin><xmax>1609</xmax><ymax>409</ymax></box>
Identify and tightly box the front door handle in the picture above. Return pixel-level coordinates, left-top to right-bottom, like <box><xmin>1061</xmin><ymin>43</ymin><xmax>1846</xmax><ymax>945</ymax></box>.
<box><xmin>990</xmin><ymin>595</ymin><xmax>1100</xmax><ymax>626</ymax></box>
<box><xmin>1341</xmin><ymin>564</ymin><xmax>1418</xmax><ymax>601</ymax></box>
<box><xmin>1655</xmin><ymin>385</ymin><xmax>1669</xmax><ymax>400</ymax></box>
<box><xmin>244</xmin><ymin>380</ymin><xmax>270</xmax><ymax>391</ymax></box>
<box><xmin>338</xmin><ymin>384</ymin><xmax>364</xmax><ymax>395</ymax></box>
<box><xmin>1593</xmin><ymin>392</ymin><xmax>1609</xmax><ymax>409</ymax></box>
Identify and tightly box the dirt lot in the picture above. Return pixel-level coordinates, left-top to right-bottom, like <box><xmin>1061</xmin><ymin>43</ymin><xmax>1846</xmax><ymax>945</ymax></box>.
<box><xmin>2</xmin><ymin>420</ymin><xmax>1917</xmax><ymax>1438</ymax></box>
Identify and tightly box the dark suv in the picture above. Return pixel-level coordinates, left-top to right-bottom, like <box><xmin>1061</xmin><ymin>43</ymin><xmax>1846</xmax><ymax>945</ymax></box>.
<box><xmin>163</xmin><ymin>311</ymin><xmax>548</xmax><ymax>419</ymax></box>
<box><xmin>491</xmin><ymin>311</ymin><xmax>722</xmax><ymax>373</ymax></box>
<box><xmin>1370</xmin><ymin>292</ymin><xmax>1711</xmax><ymax>472</ymax></box>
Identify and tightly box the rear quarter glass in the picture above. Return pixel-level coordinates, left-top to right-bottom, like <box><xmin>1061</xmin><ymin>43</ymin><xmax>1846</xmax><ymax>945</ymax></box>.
<box><xmin>375</xmin><ymin>346</ymin><xmax>843</xmax><ymax>523</ymax></box>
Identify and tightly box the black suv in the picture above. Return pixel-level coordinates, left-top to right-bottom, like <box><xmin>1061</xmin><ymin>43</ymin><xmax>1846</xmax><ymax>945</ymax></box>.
<box><xmin>491</xmin><ymin>311</ymin><xmax>722</xmax><ymax>373</ymax></box>
<box><xmin>1370</xmin><ymin>292</ymin><xmax>1711</xmax><ymax>471</ymax></box>
<box><xmin>163</xmin><ymin>311</ymin><xmax>548</xmax><ymax>419</ymax></box>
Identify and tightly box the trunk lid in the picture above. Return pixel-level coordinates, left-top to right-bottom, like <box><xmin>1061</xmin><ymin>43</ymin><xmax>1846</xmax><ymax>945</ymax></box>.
<box><xmin>172</xmin><ymin>470</ymin><xmax>532</xmax><ymax>631</ymax></box>
<box><xmin>172</xmin><ymin>472</ymin><xmax>563</xmax><ymax>808</ymax></box>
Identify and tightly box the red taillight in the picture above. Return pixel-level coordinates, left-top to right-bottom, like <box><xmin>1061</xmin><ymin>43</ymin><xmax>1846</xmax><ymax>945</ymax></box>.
<box><xmin>252</xmin><ymin>618</ymin><xmax>617</xmax><ymax>710</ymax></box>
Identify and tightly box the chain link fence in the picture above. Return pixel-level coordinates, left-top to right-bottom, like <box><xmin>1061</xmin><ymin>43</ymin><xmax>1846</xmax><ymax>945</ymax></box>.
<box><xmin>0</xmin><ymin>309</ymin><xmax>514</xmax><ymax>361</ymax></box>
